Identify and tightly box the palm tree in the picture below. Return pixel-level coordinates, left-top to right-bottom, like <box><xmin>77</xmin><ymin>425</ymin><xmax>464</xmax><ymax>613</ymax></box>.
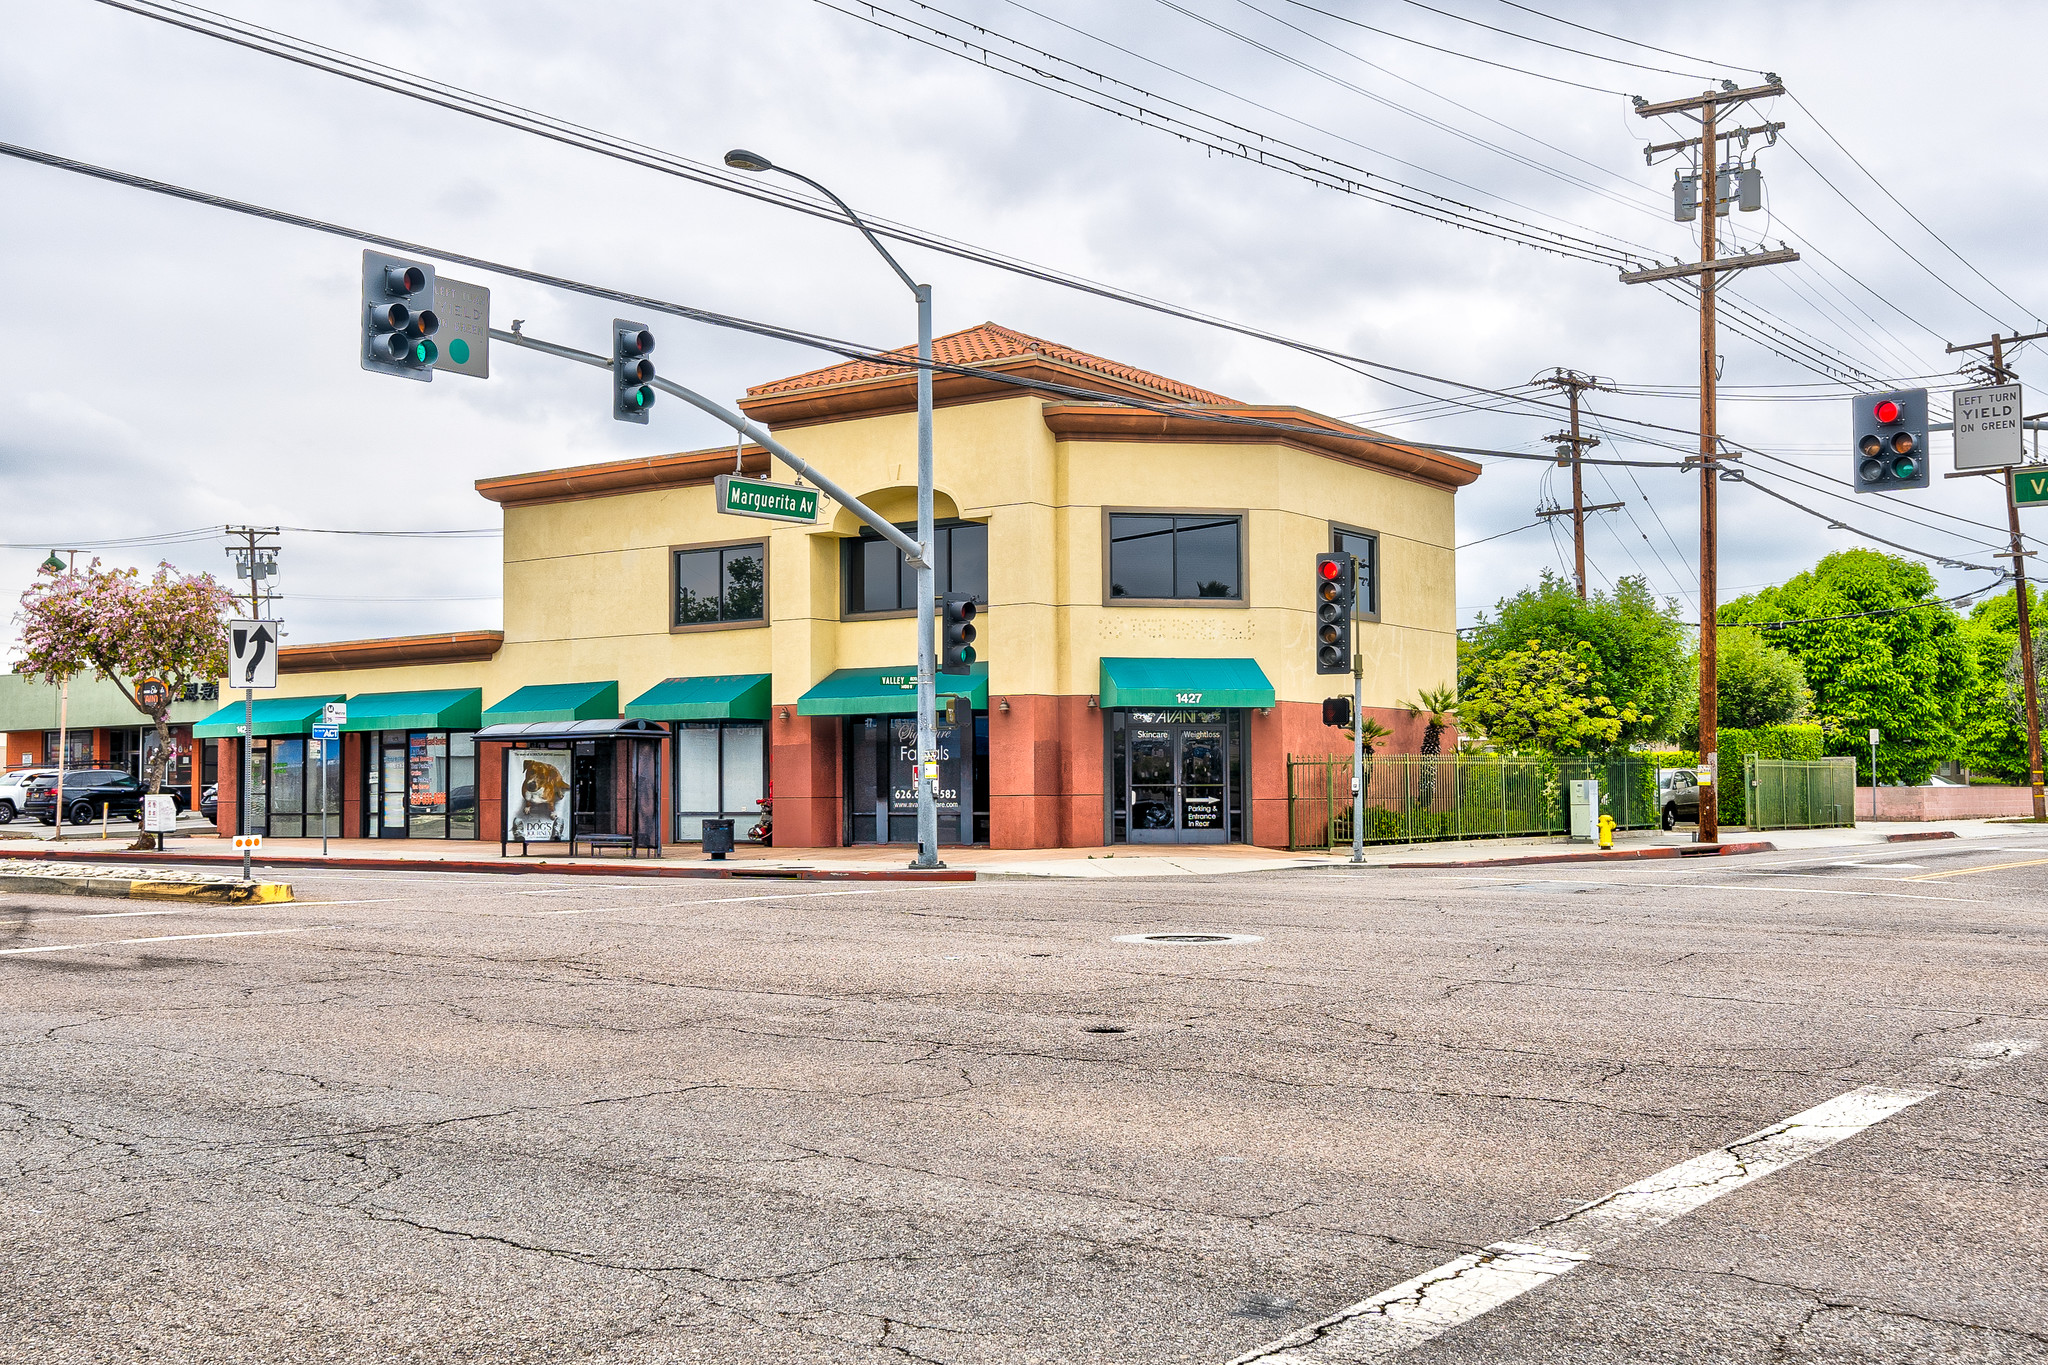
<box><xmin>1401</xmin><ymin>684</ymin><xmax>1458</xmax><ymax>807</ymax></box>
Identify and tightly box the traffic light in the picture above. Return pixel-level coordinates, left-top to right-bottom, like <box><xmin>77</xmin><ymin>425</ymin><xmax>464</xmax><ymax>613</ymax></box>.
<box><xmin>1321</xmin><ymin>696</ymin><xmax>1352</xmax><ymax>729</ymax></box>
<box><xmin>1315</xmin><ymin>552</ymin><xmax>1355</xmax><ymax>675</ymax></box>
<box><xmin>613</xmin><ymin>319</ymin><xmax>656</xmax><ymax>423</ymax></box>
<box><xmin>1852</xmin><ymin>388</ymin><xmax>1930</xmax><ymax>493</ymax></box>
<box><xmin>939</xmin><ymin>593</ymin><xmax>977</xmax><ymax>675</ymax></box>
<box><xmin>360</xmin><ymin>250</ymin><xmax>438</xmax><ymax>381</ymax></box>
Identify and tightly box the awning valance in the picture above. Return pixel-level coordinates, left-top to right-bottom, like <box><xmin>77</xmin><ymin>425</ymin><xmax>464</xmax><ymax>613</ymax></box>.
<box><xmin>482</xmin><ymin>681</ymin><xmax>618</xmax><ymax>725</ymax></box>
<box><xmin>339</xmin><ymin>687</ymin><xmax>483</xmax><ymax>732</ymax></box>
<box><xmin>624</xmin><ymin>674</ymin><xmax>771</xmax><ymax>722</ymax></box>
<box><xmin>192</xmin><ymin>694</ymin><xmax>345</xmax><ymax>738</ymax></box>
<box><xmin>474</xmin><ymin>718</ymin><xmax>668</xmax><ymax>743</ymax></box>
<box><xmin>796</xmin><ymin>664</ymin><xmax>988</xmax><ymax>717</ymax></box>
<box><xmin>1098</xmin><ymin>657</ymin><xmax>1275</xmax><ymax>709</ymax></box>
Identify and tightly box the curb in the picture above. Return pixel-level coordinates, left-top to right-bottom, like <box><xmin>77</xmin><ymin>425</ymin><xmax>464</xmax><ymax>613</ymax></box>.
<box><xmin>0</xmin><ymin>867</ymin><xmax>293</xmax><ymax>905</ymax></box>
<box><xmin>1372</xmin><ymin>840</ymin><xmax>1776</xmax><ymax>870</ymax></box>
<box><xmin>1885</xmin><ymin>830</ymin><xmax>1961</xmax><ymax>843</ymax></box>
<box><xmin>0</xmin><ymin>846</ymin><xmax>974</xmax><ymax>884</ymax></box>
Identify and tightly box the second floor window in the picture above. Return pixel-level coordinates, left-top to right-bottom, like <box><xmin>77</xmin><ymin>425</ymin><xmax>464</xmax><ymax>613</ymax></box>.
<box><xmin>1332</xmin><ymin>526</ymin><xmax>1379</xmax><ymax>617</ymax></box>
<box><xmin>844</xmin><ymin>521</ymin><xmax>987</xmax><ymax>615</ymax></box>
<box><xmin>674</xmin><ymin>543</ymin><xmax>765</xmax><ymax>626</ymax></box>
<box><xmin>1109</xmin><ymin>513</ymin><xmax>1241</xmax><ymax>600</ymax></box>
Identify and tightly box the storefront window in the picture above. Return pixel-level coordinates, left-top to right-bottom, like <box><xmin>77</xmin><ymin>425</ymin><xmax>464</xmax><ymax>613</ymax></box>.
<box><xmin>673</xmin><ymin>721</ymin><xmax>765</xmax><ymax>841</ymax></box>
<box><xmin>450</xmin><ymin>731</ymin><xmax>477</xmax><ymax>839</ymax></box>
<box><xmin>43</xmin><ymin>730</ymin><xmax>95</xmax><ymax>767</ymax></box>
<box><xmin>1108</xmin><ymin>514</ymin><xmax>1241</xmax><ymax>600</ymax></box>
<box><xmin>363</xmin><ymin>729</ymin><xmax>477</xmax><ymax>839</ymax></box>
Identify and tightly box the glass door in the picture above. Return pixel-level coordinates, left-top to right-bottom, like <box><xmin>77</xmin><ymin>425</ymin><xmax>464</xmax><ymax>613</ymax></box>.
<box><xmin>379</xmin><ymin>743</ymin><xmax>408</xmax><ymax>836</ymax></box>
<box><xmin>1124</xmin><ymin>720</ymin><xmax>1232</xmax><ymax>844</ymax></box>
<box><xmin>1178</xmin><ymin>727</ymin><xmax>1227</xmax><ymax>843</ymax></box>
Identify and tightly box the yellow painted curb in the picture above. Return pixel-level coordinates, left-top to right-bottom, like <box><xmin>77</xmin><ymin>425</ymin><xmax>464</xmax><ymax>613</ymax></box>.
<box><xmin>125</xmin><ymin>879</ymin><xmax>295</xmax><ymax>904</ymax></box>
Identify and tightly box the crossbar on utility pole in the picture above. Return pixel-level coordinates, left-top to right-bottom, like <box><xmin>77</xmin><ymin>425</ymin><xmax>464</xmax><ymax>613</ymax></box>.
<box><xmin>1538</xmin><ymin>369</ymin><xmax>1614</xmax><ymax>599</ymax></box>
<box><xmin>1628</xmin><ymin>80</ymin><xmax>1796</xmax><ymax>844</ymax></box>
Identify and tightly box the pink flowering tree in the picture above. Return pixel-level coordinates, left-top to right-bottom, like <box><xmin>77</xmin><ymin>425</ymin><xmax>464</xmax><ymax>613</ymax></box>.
<box><xmin>14</xmin><ymin>560</ymin><xmax>234</xmax><ymax>846</ymax></box>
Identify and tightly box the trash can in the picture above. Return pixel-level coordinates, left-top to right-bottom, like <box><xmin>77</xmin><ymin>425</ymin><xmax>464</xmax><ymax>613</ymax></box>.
<box><xmin>702</xmin><ymin>818</ymin><xmax>736</xmax><ymax>861</ymax></box>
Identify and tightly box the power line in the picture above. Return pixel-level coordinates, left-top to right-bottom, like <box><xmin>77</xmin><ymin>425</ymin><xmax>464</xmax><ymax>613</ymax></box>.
<box><xmin>1485</xmin><ymin>0</ymin><xmax>1766</xmax><ymax>76</ymax></box>
<box><xmin>1261</xmin><ymin>0</ymin><xmax>1627</xmax><ymax>93</ymax></box>
<box><xmin>1385</xmin><ymin>0</ymin><xmax>1725</xmax><ymax>81</ymax></box>
<box><xmin>0</xmin><ymin>139</ymin><xmax>1692</xmax><ymax>471</ymax></box>
<box><xmin>1457</xmin><ymin>519</ymin><xmax>1547</xmax><ymax>549</ymax></box>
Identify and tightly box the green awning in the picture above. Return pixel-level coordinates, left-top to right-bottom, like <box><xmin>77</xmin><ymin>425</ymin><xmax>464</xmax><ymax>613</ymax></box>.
<box><xmin>483</xmin><ymin>681</ymin><xmax>618</xmax><ymax>725</ymax></box>
<box><xmin>339</xmin><ymin>688</ymin><xmax>483</xmax><ymax>732</ymax></box>
<box><xmin>624</xmin><ymin>674</ymin><xmax>771</xmax><ymax>721</ymax></box>
<box><xmin>797</xmin><ymin>664</ymin><xmax>988</xmax><ymax>716</ymax></box>
<box><xmin>1099</xmin><ymin>657</ymin><xmax>1275</xmax><ymax>709</ymax></box>
<box><xmin>192</xmin><ymin>694</ymin><xmax>345</xmax><ymax>738</ymax></box>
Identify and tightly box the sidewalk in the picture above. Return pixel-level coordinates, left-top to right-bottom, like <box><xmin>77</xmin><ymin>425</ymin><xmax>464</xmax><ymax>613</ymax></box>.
<box><xmin>0</xmin><ymin>818</ymin><xmax>2027</xmax><ymax>880</ymax></box>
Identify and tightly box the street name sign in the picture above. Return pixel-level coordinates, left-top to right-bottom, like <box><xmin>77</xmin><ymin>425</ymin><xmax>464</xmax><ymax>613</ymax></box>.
<box><xmin>1954</xmin><ymin>383</ymin><xmax>2024</xmax><ymax>470</ymax></box>
<box><xmin>227</xmin><ymin>619</ymin><xmax>280</xmax><ymax>690</ymax></box>
<box><xmin>432</xmin><ymin>276</ymin><xmax>490</xmax><ymax>377</ymax></box>
<box><xmin>716</xmin><ymin>473</ymin><xmax>819</xmax><ymax>524</ymax></box>
<box><xmin>2014</xmin><ymin>467</ymin><xmax>2048</xmax><ymax>507</ymax></box>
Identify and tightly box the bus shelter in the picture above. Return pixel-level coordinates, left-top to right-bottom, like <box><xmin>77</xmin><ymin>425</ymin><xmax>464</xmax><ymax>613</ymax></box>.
<box><xmin>476</xmin><ymin>717</ymin><xmax>668</xmax><ymax>857</ymax></box>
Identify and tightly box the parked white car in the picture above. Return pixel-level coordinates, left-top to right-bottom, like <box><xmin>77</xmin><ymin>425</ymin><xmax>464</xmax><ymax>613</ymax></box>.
<box><xmin>0</xmin><ymin>768</ymin><xmax>56</xmax><ymax>825</ymax></box>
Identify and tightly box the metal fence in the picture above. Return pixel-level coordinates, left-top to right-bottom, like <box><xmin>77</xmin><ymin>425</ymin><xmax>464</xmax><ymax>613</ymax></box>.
<box><xmin>1286</xmin><ymin>754</ymin><xmax>1665</xmax><ymax>849</ymax></box>
<box><xmin>1743</xmin><ymin>756</ymin><xmax>1856</xmax><ymax>830</ymax></box>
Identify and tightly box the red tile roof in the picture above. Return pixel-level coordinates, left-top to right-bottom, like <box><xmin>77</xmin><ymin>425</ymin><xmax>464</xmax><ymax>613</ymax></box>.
<box><xmin>746</xmin><ymin>321</ymin><xmax>1235</xmax><ymax>405</ymax></box>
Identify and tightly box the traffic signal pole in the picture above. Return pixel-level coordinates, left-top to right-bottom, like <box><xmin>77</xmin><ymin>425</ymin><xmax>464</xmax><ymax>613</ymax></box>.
<box><xmin>1351</xmin><ymin>651</ymin><xmax>1365</xmax><ymax>864</ymax></box>
<box><xmin>1626</xmin><ymin>79</ymin><xmax>1795</xmax><ymax>843</ymax></box>
<box><xmin>1945</xmin><ymin>330</ymin><xmax>2048</xmax><ymax>820</ymax></box>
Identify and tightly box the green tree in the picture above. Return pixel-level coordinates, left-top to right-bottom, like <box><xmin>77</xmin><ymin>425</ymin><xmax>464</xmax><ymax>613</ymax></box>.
<box><xmin>1956</xmin><ymin>583</ymin><xmax>2045</xmax><ymax>783</ymax></box>
<box><xmin>1719</xmin><ymin>550</ymin><xmax>1973</xmax><ymax>784</ymax></box>
<box><xmin>1669</xmin><ymin>629</ymin><xmax>1811</xmax><ymax>741</ymax></box>
<box><xmin>1461</xmin><ymin>643</ymin><xmax>1634</xmax><ymax>755</ymax></box>
<box><xmin>1401</xmin><ymin>684</ymin><xmax>1457</xmax><ymax>805</ymax></box>
<box><xmin>1460</xmin><ymin>573</ymin><xmax>1688</xmax><ymax>744</ymax></box>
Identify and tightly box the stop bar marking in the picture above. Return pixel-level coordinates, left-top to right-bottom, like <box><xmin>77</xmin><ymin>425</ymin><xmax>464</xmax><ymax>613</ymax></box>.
<box><xmin>1230</xmin><ymin>1039</ymin><xmax>2037</xmax><ymax>1365</ymax></box>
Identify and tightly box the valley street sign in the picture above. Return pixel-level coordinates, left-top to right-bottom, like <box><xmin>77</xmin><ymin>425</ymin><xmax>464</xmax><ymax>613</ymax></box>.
<box><xmin>716</xmin><ymin>473</ymin><xmax>820</xmax><ymax>524</ymax></box>
<box><xmin>2013</xmin><ymin>467</ymin><xmax>2048</xmax><ymax>507</ymax></box>
<box><xmin>1954</xmin><ymin>383</ymin><xmax>2024</xmax><ymax>470</ymax></box>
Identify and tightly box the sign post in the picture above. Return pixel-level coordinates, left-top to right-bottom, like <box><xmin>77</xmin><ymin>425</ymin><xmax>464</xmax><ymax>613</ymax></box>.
<box><xmin>1868</xmin><ymin>727</ymin><xmax>1880</xmax><ymax>820</ymax></box>
<box><xmin>311</xmin><ymin>720</ymin><xmax>339</xmax><ymax>856</ymax></box>
<box><xmin>228</xmin><ymin>619</ymin><xmax>280</xmax><ymax>880</ymax></box>
<box><xmin>714</xmin><ymin>473</ymin><xmax>820</xmax><ymax>525</ymax></box>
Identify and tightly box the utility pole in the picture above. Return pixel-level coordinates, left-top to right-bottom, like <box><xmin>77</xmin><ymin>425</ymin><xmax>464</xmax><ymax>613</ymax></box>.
<box><xmin>225</xmin><ymin>526</ymin><xmax>279</xmax><ymax>880</ymax></box>
<box><xmin>1625</xmin><ymin>78</ymin><xmax>1797</xmax><ymax>843</ymax></box>
<box><xmin>1539</xmin><ymin>369</ymin><xmax>1616</xmax><ymax>597</ymax></box>
<box><xmin>1944</xmin><ymin>329</ymin><xmax>2048</xmax><ymax>820</ymax></box>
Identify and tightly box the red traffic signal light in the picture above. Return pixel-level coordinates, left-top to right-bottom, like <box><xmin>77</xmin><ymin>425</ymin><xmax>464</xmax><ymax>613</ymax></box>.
<box><xmin>1873</xmin><ymin>399</ymin><xmax>1901</xmax><ymax>424</ymax></box>
<box><xmin>1319</xmin><ymin>558</ymin><xmax>1342</xmax><ymax>580</ymax></box>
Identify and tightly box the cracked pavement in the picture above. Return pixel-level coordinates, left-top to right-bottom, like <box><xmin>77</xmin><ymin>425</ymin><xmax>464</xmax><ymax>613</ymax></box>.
<box><xmin>1</xmin><ymin>840</ymin><xmax>2045</xmax><ymax>1362</ymax></box>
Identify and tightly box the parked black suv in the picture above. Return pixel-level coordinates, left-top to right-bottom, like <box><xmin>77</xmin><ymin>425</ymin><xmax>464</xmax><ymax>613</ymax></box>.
<box><xmin>23</xmin><ymin>770</ymin><xmax>186</xmax><ymax>826</ymax></box>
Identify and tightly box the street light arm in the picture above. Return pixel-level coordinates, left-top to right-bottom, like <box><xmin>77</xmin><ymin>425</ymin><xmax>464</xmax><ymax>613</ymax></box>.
<box><xmin>769</xmin><ymin>165</ymin><xmax>920</xmax><ymax>297</ymax></box>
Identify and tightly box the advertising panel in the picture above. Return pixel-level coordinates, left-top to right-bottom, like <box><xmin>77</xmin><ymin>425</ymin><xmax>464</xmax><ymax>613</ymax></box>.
<box><xmin>507</xmin><ymin>749</ymin><xmax>573</xmax><ymax>842</ymax></box>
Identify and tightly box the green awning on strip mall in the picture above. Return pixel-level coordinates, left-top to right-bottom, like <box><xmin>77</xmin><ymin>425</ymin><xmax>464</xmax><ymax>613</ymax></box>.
<box><xmin>796</xmin><ymin>664</ymin><xmax>988</xmax><ymax>716</ymax></box>
<box><xmin>624</xmin><ymin>674</ymin><xmax>772</xmax><ymax>721</ymax></box>
<box><xmin>482</xmin><ymin>681</ymin><xmax>619</xmax><ymax>725</ymax></box>
<box><xmin>1098</xmin><ymin>657</ymin><xmax>1276</xmax><ymax>709</ymax></box>
<box><xmin>192</xmin><ymin>694</ymin><xmax>345</xmax><ymax>738</ymax></box>
<box><xmin>339</xmin><ymin>688</ymin><xmax>483</xmax><ymax>732</ymax></box>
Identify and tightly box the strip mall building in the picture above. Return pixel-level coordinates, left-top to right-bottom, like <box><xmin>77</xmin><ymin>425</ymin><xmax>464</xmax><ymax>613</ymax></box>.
<box><xmin>200</xmin><ymin>324</ymin><xmax>1475</xmax><ymax>849</ymax></box>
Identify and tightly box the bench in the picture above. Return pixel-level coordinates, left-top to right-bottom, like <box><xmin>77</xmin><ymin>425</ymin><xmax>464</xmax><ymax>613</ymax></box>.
<box><xmin>575</xmin><ymin>833</ymin><xmax>643</xmax><ymax>859</ymax></box>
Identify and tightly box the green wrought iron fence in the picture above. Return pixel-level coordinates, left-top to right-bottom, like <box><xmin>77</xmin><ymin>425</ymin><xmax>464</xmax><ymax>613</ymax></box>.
<box><xmin>1286</xmin><ymin>754</ymin><xmax>1663</xmax><ymax>849</ymax></box>
<box><xmin>1743</xmin><ymin>756</ymin><xmax>1857</xmax><ymax>830</ymax></box>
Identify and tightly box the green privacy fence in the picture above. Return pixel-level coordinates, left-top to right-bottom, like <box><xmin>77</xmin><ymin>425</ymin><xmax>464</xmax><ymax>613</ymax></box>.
<box><xmin>1286</xmin><ymin>754</ymin><xmax>1665</xmax><ymax>850</ymax></box>
<box><xmin>1743</xmin><ymin>756</ymin><xmax>1857</xmax><ymax>830</ymax></box>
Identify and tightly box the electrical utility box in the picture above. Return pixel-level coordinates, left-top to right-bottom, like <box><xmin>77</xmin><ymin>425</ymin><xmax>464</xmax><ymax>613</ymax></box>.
<box><xmin>1568</xmin><ymin>779</ymin><xmax>1600</xmax><ymax>841</ymax></box>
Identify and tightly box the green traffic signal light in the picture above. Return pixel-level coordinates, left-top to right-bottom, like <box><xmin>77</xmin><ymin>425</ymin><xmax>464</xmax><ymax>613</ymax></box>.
<box><xmin>411</xmin><ymin>338</ymin><xmax>439</xmax><ymax>365</ymax></box>
<box><xmin>1891</xmin><ymin>453</ymin><xmax>1919</xmax><ymax>480</ymax></box>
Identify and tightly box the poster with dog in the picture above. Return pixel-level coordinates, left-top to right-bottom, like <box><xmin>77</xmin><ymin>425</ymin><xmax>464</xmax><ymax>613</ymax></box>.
<box><xmin>508</xmin><ymin>749</ymin><xmax>573</xmax><ymax>842</ymax></box>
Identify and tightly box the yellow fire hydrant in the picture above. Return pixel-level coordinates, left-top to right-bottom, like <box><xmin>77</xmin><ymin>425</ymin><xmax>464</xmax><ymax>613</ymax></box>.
<box><xmin>1598</xmin><ymin>813</ymin><xmax>1615</xmax><ymax>850</ymax></box>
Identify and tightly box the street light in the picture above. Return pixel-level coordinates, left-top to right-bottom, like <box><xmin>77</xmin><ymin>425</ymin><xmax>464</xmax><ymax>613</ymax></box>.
<box><xmin>725</xmin><ymin>147</ymin><xmax>943</xmax><ymax>869</ymax></box>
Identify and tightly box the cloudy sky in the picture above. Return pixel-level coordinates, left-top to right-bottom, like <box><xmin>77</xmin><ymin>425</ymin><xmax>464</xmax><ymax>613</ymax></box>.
<box><xmin>4</xmin><ymin>0</ymin><xmax>2045</xmax><ymax>654</ymax></box>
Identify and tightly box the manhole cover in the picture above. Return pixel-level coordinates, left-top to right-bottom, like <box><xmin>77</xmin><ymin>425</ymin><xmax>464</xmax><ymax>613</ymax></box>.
<box><xmin>1113</xmin><ymin>931</ymin><xmax>1264</xmax><ymax>946</ymax></box>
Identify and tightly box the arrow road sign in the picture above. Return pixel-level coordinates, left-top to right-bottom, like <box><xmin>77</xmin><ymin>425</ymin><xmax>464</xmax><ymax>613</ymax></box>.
<box><xmin>228</xmin><ymin>618</ymin><xmax>280</xmax><ymax>690</ymax></box>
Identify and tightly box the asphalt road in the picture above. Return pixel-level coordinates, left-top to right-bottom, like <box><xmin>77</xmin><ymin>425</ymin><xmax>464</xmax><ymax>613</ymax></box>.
<box><xmin>2</xmin><ymin>840</ymin><xmax>2044</xmax><ymax>1364</ymax></box>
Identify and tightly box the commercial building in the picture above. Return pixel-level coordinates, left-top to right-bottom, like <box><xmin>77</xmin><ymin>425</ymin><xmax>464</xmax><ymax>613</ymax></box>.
<box><xmin>199</xmin><ymin>323</ymin><xmax>1474</xmax><ymax>848</ymax></box>
<box><xmin>0</xmin><ymin>674</ymin><xmax>219</xmax><ymax>804</ymax></box>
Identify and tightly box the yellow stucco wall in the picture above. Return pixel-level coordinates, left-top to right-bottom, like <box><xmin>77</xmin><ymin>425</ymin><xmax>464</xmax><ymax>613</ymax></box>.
<box><xmin>268</xmin><ymin>394</ymin><xmax>1462</xmax><ymax>712</ymax></box>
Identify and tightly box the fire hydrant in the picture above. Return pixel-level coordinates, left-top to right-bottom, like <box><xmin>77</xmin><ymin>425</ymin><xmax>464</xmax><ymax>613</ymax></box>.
<box><xmin>1598</xmin><ymin>813</ymin><xmax>1615</xmax><ymax>850</ymax></box>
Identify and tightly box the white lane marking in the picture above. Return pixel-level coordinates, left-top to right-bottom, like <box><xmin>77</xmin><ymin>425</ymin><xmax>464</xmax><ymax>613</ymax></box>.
<box><xmin>538</xmin><ymin>888</ymin><xmax>890</xmax><ymax>916</ymax></box>
<box><xmin>0</xmin><ymin>926</ymin><xmax>334</xmax><ymax>957</ymax></box>
<box><xmin>1232</xmin><ymin>1043</ymin><xmax>2036</xmax><ymax>1365</ymax></box>
<box><xmin>293</xmin><ymin>898</ymin><xmax>403</xmax><ymax>907</ymax></box>
<box><xmin>1457</xmin><ymin>875</ymin><xmax>1983</xmax><ymax>904</ymax></box>
<box><xmin>72</xmin><ymin>908</ymin><xmax>199</xmax><ymax>919</ymax></box>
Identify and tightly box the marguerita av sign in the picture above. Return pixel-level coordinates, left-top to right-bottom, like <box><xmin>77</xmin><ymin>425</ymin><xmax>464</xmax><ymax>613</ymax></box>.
<box><xmin>715</xmin><ymin>473</ymin><xmax>820</xmax><ymax>524</ymax></box>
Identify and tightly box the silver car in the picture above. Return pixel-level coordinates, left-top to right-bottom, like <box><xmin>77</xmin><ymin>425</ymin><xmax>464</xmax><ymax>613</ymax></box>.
<box><xmin>0</xmin><ymin>768</ymin><xmax>55</xmax><ymax>825</ymax></box>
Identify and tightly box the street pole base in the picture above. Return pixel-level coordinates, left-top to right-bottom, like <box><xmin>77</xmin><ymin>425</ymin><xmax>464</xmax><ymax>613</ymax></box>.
<box><xmin>908</xmin><ymin>857</ymin><xmax>947</xmax><ymax>870</ymax></box>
